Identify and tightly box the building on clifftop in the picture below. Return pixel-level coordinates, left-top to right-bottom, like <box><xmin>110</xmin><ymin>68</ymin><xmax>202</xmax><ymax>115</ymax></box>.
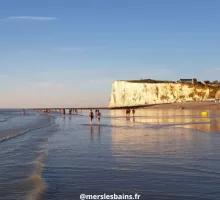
<box><xmin>178</xmin><ymin>78</ymin><xmax>197</xmax><ymax>84</ymax></box>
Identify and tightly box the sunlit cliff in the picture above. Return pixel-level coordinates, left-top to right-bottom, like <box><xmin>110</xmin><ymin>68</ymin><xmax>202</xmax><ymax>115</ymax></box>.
<box><xmin>109</xmin><ymin>80</ymin><xmax>220</xmax><ymax>107</ymax></box>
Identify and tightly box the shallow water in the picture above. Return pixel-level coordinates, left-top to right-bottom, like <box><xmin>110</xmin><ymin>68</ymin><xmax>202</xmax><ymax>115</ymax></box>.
<box><xmin>0</xmin><ymin>110</ymin><xmax>56</xmax><ymax>200</ymax></box>
<box><xmin>1</xmin><ymin>109</ymin><xmax>220</xmax><ymax>199</ymax></box>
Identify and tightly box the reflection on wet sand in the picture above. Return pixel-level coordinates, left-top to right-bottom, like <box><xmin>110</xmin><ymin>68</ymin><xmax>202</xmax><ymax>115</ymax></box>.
<box><xmin>110</xmin><ymin>108</ymin><xmax>220</xmax><ymax>164</ymax></box>
<box><xmin>110</xmin><ymin>109</ymin><xmax>218</xmax><ymax>175</ymax></box>
<box><xmin>90</xmin><ymin>125</ymin><xmax>93</xmax><ymax>134</ymax></box>
<box><xmin>41</xmin><ymin>109</ymin><xmax>220</xmax><ymax>200</ymax></box>
<box><xmin>89</xmin><ymin>124</ymin><xmax>102</xmax><ymax>142</ymax></box>
<box><xmin>111</xmin><ymin>117</ymin><xmax>195</xmax><ymax>154</ymax></box>
<box><xmin>89</xmin><ymin>125</ymin><xmax>101</xmax><ymax>134</ymax></box>
<box><xmin>98</xmin><ymin>125</ymin><xmax>100</xmax><ymax>134</ymax></box>
<box><xmin>110</xmin><ymin>109</ymin><xmax>220</xmax><ymax>133</ymax></box>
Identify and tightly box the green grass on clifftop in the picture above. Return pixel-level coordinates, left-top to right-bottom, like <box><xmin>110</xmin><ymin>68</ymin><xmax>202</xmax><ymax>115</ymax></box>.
<box><xmin>123</xmin><ymin>79</ymin><xmax>175</xmax><ymax>83</ymax></box>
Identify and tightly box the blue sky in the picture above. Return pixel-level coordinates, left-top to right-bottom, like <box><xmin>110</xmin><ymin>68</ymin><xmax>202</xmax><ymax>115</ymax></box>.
<box><xmin>0</xmin><ymin>0</ymin><xmax>220</xmax><ymax>108</ymax></box>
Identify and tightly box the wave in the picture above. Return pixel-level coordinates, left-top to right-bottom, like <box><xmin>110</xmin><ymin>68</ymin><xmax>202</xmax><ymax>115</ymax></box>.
<box><xmin>0</xmin><ymin>116</ymin><xmax>16</xmax><ymax>123</ymax></box>
<box><xmin>0</xmin><ymin>119</ymin><xmax>54</xmax><ymax>143</ymax></box>
<box><xmin>0</xmin><ymin>119</ymin><xmax>8</xmax><ymax>123</ymax></box>
<box><xmin>25</xmin><ymin>151</ymin><xmax>48</xmax><ymax>200</ymax></box>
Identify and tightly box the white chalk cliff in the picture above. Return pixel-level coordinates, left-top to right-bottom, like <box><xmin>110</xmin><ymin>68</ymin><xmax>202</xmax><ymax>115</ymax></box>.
<box><xmin>108</xmin><ymin>80</ymin><xmax>220</xmax><ymax>107</ymax></box>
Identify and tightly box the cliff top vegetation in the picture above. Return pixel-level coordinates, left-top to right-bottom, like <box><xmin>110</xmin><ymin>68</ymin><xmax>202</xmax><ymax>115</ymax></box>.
<box><xmin>122</xmin><ymin>79</ymin><xmax>175</xmax><ymax>83</ymax></box>
<box><xmin>118</xmin><ymin>79</ymin><xmax>220</xmax><ymax>88</ymax></box>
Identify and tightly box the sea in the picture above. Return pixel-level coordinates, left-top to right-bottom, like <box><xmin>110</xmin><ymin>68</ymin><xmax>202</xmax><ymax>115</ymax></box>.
<box><xmin>1</xmin><ymin>108</ymin><xmax>220</xmax><ymax>200</ymax></box>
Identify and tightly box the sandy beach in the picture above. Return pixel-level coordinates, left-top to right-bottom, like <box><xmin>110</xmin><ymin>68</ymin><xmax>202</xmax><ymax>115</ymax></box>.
<box><xmin>146</xmin><ymin>101</ymin><xmax>220</xmax><ymax>110</ymax></box>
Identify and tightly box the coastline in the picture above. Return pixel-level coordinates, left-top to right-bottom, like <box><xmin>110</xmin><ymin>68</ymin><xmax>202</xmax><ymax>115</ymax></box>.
<box><xmin>29</xmin><ymin>102</ymin><xmax>220</xmax><ymax>111</ymax></box>
<box><xmin>144</xmin><ymin>101</ymin><xmax>220</xmax><ymax>110</ymax></box>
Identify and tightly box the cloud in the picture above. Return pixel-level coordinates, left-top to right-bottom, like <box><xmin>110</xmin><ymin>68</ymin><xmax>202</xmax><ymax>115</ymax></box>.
<box><xmin>3</xmin><ymin>16</ymin><xmax>57</xmax><ymax>21</ymax></box>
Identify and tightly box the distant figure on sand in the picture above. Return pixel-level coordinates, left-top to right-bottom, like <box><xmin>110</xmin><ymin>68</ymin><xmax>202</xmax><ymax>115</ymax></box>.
<box><xmin>23</xmin><ymin>109</ymin><xmax>26</xmax><ymax>115</ymax></box>
<box><xmin>97</xmin><ymin>110</ymin><xmax>101</xmax><ymax>124</ymax></box>
<box><xmin>132</xmin><ymin>109</ymin><xmax>135</xmax><ymax>116</ymax></box>
<box><xmin>69</xmin><ymin>109</ymin><xmax>72</xmax><ymax>115</ymax></box>
<box><xmin>95</xmin><ymin>109</ymin><xmax>98</xmax><ymax>118</ymax></box>
<box><xmin>126</xmin><ymin>109</ymin><xmax>130</xmax><ymax>116</ymax></box>
<box><xmin>89</xmin><ymin>109</ymin><xmax>94</xmax><ymax>125</ymax></box>
<box><xmin>61</xmin><ymin>109</ymin><xmax>65</xmax><ymax>115</ymax></box>
<box><xmin>126</xmin><ymin>109</ymin><xmax>131</xmax><ymax>121</ymax></box>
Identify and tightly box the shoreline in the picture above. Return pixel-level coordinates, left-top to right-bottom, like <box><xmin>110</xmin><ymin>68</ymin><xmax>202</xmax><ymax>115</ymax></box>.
<box><xmin>142</xmin><ymin>101</ymin><xmax>220</xmax><ymax>110</ymax></box>
<box><xmin>25</xmin><ymin>102</ymin><xmax>220</xmax><ymax>111</ymax></box>
<box><xmin>110</xmin><ymin>102</ymin><xmax>220</xmax><ymax>110</ymax></box>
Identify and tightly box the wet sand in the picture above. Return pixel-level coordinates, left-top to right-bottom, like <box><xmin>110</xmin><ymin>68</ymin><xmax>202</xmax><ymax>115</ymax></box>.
<box><xmin>42</xmin><ymin>110</ymin><xmax>220</xmax><ymax>200</ymax></box>
<box><xmin>2</xmin><ymin>109</ymin><xmax>220</xmax><ymax>200</ymax></box>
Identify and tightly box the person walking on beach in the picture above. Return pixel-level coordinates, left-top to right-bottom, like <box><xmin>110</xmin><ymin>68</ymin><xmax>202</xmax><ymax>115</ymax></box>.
<box><xmin>126</xmin><ymin>109</ymin><xmax>131</xmax><ymax>121</ymax></box>
<box><xmin>132</xmin><ymin>109</ymin><xmax>135</xmax><ymax>116</ymax></box>
<box><xmin>97</xmin><ymin>110</ymin><xmax>101</xmax><ymax>124</ymax></box>
<box><xmin>23</xmin><ymin>109</ymin><xmax>26</xmax><ymax>115</ymax></box>
<box><xmin>126</xmin><ymin>109</ymin><xmax>129</xmax><ymax>116</ymax></box>
<box><xmin>126</xmin><ymin>109</ymin><xmax>131</xmax><ymax>116</ymax></box>
<box><xmin>89</xmin><ymin>109</ymin><xmax>94</xmax><ymax>125</ymax></box>
<box><xmin>61</xmin><ymin>109</ymin><xmax>65</xmax><ymax>115</ymax></box>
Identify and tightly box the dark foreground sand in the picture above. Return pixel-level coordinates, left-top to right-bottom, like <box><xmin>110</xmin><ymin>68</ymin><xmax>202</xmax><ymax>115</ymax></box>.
<box><xmin>146</xmin><ymin>102</ymin><xmax>220</xmax><ymax>110</ymax></box>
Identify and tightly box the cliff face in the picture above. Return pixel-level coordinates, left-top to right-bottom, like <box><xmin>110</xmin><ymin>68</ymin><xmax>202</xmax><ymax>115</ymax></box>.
<box><xmin>108</xmin><ymin>81</ymin><xmax>220</xmax><ymax>107</ymax></box>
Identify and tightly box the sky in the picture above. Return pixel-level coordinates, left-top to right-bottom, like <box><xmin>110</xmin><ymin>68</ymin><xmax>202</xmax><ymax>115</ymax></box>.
<box><xmin>0</xmin><ymin>0</ymin><xmax>220</xmax><ymax>108</ymax></box>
